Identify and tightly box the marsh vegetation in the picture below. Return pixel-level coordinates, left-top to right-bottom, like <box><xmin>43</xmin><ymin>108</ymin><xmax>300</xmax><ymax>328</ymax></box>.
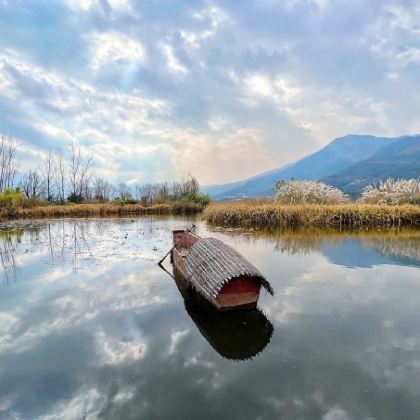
<box><xmin>204</xmin><ymin>179</ymin><xmax>420</xmax><ymax>229</ymax></box>
<box><xmin>203</xmin><ymin>201</ymin><xmax>420</xmax><ymax>228</ymax></box>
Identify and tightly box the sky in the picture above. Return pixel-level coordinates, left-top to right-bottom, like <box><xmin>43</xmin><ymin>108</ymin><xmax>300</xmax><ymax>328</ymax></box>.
<box><xmin>0</xmin><ymin>0</ymin><xmax>419</xmax><ymax>186</ymax></box>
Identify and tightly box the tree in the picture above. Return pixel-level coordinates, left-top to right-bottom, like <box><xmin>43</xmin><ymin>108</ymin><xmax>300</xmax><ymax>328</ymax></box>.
<box><xmin>0</xmin><ymin>136</ymin><xmax>18</xmax><ymax>191</ymax></box>
<box><xmin>93</xmin><ymin>177</ymin><xmax>113</xmax><ymax>202</ymax></box>
<box><xmin>43</xmin><ymin>150</ymin><xmax>56</xmax><ymax>201</ymax></box>
<box><xmin>116</xmin><ymin>183</ymin><xmax>132</xmax><ymax>201</ymax></box>
<box><xmin>21</xmin><ymin>169</ymin><xmax>45</xmax><ymax>199</ymax></box>
<box><xmin>68</xmin><ymin>141</ymin><xmax>93</xmax><ymax>202</ymax></box>
<box><xmin>137</xmin><ymin>183</ymin><xmax>157</xmax><ymax>205</ymax></box>
<box><xmin>156</xmin><ymin>182</ymin><xmax>170</xmax><ymax>202</ymax></box>
<box><xmin>55</xmin><ymin>149</ymin><xmax>66</xmax><ymax>203</ymax></box>
<box><xmin>134</xmin><ymin>184</ymin><xmax>142</xmax><ymax>202</ymax></box>
<box><xmin>181</xmin><ymin>173</ymin><xmax>199</xmax><ymax>197</ymax></box>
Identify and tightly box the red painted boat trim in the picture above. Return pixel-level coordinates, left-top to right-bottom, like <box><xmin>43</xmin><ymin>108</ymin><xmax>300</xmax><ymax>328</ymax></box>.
<box><xmin>218</xmin><ymin>276</ymin><xmax>260</xmax><ymax>295</ymax></box>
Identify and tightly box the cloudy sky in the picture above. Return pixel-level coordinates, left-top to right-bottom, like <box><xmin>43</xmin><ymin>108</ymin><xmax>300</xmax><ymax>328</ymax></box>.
<box><xmin>0</xmin><ymin>0</ymin><xmax>419</xmax><ymax>185</ymax></box>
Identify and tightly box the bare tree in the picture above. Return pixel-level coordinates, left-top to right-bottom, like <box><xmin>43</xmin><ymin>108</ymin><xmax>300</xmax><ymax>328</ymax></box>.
<box><xmin>116</xmin><ymin>183</ymin><xmax>132</xmax><ymax>201</ymax></box>
<box><xmin>55</xmin><ymin>149</ymin><xmax>66</xmax><ymax>203</ymax></box>
<box><xmin>172</xmin><ymin>181</ymin><xmax>183</xmax><ymax>200</ymax></box>
<box><xmin>181</xmin><ymin>173</ymin><xmax>199</xmax><ymax>197</ymax></box>
<box><xmin>137</xmin><ymin>183</ymin><xmax>158</xmax><ymax>205</ymax></box>
<box><xmin>68</xmin><ymin>141</ymin><xmax>93</xmax><ymax>201</ymax></box>
<box><xmin>156</xmin><ymin>182</ymin><xmax>170</xmax><ymax>202</ymax></box>
<box><xmin>21</xmin><ymin>169</ymin><xmax>45</xmax><ymax>199</ymax></box>
<box><xmin>0</xmin><ymin>136</ymin><xmax>18</xmax><ymax>191</ymax></box>
<box><xmin>93</xmin><ymin>177</ymin><xmax>113</xmax><ymax>202</ymax></box>
<box><xmin>80</xmin><ymin>157</ymin><xmax>93</xmax><ymax>200</ymax></box>
<box><xmin>43</xmin><ymin>150</ymin><xmax>56</xmax><ymax>201</ymax></box>
<box><xmin>134</xmin><ymin>184</ymin><xmax>142</xmax><ymax>202</ymax></box>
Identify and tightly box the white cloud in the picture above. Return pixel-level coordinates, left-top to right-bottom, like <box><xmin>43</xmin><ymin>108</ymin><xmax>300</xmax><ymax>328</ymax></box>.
<box><xmin>42</xmin><ymin>387</ymin><xmax>105</xmax><ymax>420</ymax></box>
<box><xmin>386</xmin><ymin>72</ymin><xmax>400</xmax><ymax>80</ymax></box>
<box><xmin>180</xmin><ymin>5</ymin><xmax>230</xmax><ymax>48</ymax></box>
<box><xmin>386</xmin><ymin>4</ymin><xmax>420</xmax><ymax>36</ymax></box>
<box><xmin>244</xmin><ymin>74</ymin><xmax>274</xmax><ymax>98</ymax></box>
<box><xmin>0</xmin><ymin>49</ymin><xmax>178</xmax><ymax>179</ymax></box>
<box><xmin>161</xmin><ymin>43</ymin><xmax>188</xmax><ymax>75</ymax></box>
<box><xmin>169</xmin><ymin>329</ymin><xmax>189</xmax><ymax>355</ymax></box>
<box><xmin>90</xmin><ymin>31</ymin><xmax>145</xmax><ymax>72</ymax></box>
<box><xmin>369</xmin><ymin>3</ymin><xmax>420</xmax><ymax>68</ymax></box>
<box><xmin>96</xmin><ymin>329</ymin><xmax>147</xmax><ymax>365</ymax></box>
<box><xmin>323</xmin><ymin>405</ymin><xmax>349</xmax><ymax>420</ymax></box>
<box><xmin>65</xmin><ymin>0</ymin><xmax>96</xmax><ymax>11</ymax></box>
<box><xmin>192</xmin><ymin>5</ymin><xmax>229</xmax><ymax>28</ymax></box>
<box><xmin>2</xmin><ymin>1</ymin><xmax>420</xmax><ymax>185</ymax></box>
<box><xmin>242</xmin><ymin>71</ymin><xmax>392</xmax><ymax>142</ymax></box>
<box><xmin>65</xmin><ymin>0</ymin><xmax>132</xmax><ymax>13</ymax></box>
<box><xmin>395</xmin><ymin>47</ymin><xmax>420</xmax><ymax>66</ymax></box>
<box><xmin>0</xmin><ymin>66</ymin><xmax>16</xmax><ymax>98</ymax></box>
<box><xmin>108</xmin><ymin>0</ymin><xmax>132</xmax><ymax>12</ymax></box>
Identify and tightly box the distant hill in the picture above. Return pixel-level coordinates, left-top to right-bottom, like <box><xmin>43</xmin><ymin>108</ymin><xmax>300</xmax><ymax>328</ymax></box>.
<box><xmin>321</xmin><ymin>135</ymin><xmax>420</xmax><ymax>195</ymax></box>
<box><xmin>202</xmin><ymin>134</ymin><xmax>395</xmax><ymax>200</ymax></box>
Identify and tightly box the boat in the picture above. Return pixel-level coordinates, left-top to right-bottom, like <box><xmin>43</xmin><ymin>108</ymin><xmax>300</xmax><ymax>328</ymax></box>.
<box><xmin>171</xmin><ymin>228</ymin><xmax>273</xmax><ymax>311</ymax></box>
<box><xmin>172</xmin><ymin>268</ymin><xmax>273</xmax><ymax>360</ymax></box>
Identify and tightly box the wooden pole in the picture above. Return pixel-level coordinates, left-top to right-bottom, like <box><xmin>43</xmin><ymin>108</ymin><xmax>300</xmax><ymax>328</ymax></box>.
<box><xmin>157</xmin><ymin>247</ymin><xmax>172</xmax><ymax>266</ymax></box>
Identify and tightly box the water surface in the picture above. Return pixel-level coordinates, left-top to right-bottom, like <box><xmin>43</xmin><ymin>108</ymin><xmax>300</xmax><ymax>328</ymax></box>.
<box><xmin>0</xmin><ymin>217</ymin><xmax>420</xmax><ymax>419</ymax></box>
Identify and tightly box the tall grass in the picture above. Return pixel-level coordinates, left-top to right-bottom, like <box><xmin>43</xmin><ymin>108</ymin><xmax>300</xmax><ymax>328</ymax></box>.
<box><xmin>359</xmin><ymin>178</ymin><xmax>420</xmax><ymax>205</ymax></box>
<box><xmin>0</xmin><ymin>201</ymin><xmax>203</xmax><ymax>220</ymax></box>
<box><xmin>203</xmin><ymin>201</ymin><xmax>420</xmax><ymax>228</ymax></box>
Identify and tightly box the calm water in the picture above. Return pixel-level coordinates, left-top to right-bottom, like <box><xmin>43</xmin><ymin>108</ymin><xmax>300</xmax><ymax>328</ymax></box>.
<box><xmin>0</xmin><ymin>217</ymin><xmax>420</xmax><ymax>420</ymax></box>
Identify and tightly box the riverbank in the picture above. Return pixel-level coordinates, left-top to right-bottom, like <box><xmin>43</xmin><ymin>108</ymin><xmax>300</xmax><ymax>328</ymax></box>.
<box><xmin>203</xmin><ymin>202</ymin><xmax>420</xmax><ymax>228</ymax></box>
<box><xmin>0</xmin><ymin>201</ymin><xmax>203</xmax><ymax>220</ymax></box>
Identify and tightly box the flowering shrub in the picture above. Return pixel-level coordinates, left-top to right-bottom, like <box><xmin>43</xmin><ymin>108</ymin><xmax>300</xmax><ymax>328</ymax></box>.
<box><xmin>274</xmin><ymin>180</ymin><xmax>349</xmax><ymax>204</ymax></box>
<box><xmin>359</xmin><ymin>178</ymin><xmax>420</xmax><ymax>205</ymax></box>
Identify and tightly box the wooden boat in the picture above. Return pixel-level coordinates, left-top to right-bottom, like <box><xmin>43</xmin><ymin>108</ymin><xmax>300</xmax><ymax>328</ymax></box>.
<box><xmin>171</xmin><ymin>228</ymin><xmax>273</xmax><ymax>311</ymax></box>
<box><xmin>172</xmin><ymin>267</ymin><xmax>273</xmax><ymax>360</ymax></box>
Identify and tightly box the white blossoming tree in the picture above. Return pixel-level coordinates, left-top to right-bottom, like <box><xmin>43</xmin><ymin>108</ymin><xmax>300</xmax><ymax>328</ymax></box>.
<box><xmin>359</xmin><ymin>178</ymin><xmax>420</xmax><ymax>205</ymax></box>
<box><xmin>274</xmin><ymin>180</ymin><xmax>349</xmax><ymax>204</ymax></box>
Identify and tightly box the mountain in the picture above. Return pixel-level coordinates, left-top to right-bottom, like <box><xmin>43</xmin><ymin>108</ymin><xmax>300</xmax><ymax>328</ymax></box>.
<box><xmin>321</xmin><ymin>135</ymin><xmax>420</xmax><ymax>195</ymax></box>
<box><xmin>202</xmin><ymin>135</ymin><xmax>393</xmax><ymax>200</ymax></box>
<box><xmin>201</xmin><ymin>164</ymin><xmax>293</xmax><ymax>198</ymax></box>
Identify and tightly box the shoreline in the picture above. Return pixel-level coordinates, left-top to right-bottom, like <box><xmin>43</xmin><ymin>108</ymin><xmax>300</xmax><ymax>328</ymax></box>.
<box><xmin>203</xmin><ymin>202</ymin><xmax>420</xmax><ymax>229</ymax></box>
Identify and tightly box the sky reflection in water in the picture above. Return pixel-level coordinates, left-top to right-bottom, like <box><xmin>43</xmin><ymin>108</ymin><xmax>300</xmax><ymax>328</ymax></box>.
<box><xmin>0</xmin><ymin>217</ymin><xmax>419</xmax><ymax>419</ymax></box>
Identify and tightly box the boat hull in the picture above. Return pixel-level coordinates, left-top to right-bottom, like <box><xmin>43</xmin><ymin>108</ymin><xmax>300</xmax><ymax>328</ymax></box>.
<box><xmin>172</xmin><ymin>247</ymin><xmax>261</xmax><ymax>311</ymax></box>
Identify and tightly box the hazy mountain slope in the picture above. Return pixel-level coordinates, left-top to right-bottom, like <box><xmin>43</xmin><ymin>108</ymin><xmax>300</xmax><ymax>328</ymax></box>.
<box><xmin>322</xmin><ymin>135</ymin><xmax>420</xmax><ymax>195</ymax></box>
<box><xmin>204</xmin><ymin>135</ymin><xmax>392</xmax><ymax>199</ymax></box>
<box><xmin>201</xmin><ymin>164</ymin><xmax>292</xmax><ymax>197</ymax></box>
<box><xmin>201</xmin><ymin>180</ymin><xmax>247</xmax><ymax>197</ymax></box>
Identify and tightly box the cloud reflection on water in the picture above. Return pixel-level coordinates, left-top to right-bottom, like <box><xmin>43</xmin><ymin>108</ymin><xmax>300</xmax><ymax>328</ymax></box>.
<box><xmin>0</xmin><ymin>218</ymin><xmax>420</xmax><ymax>419</ymax></box>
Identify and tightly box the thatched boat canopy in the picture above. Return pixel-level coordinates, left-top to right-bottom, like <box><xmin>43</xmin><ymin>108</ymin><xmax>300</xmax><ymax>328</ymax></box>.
<box><xmin>185</xmin><ymin>237</ymin><xmax>274</xmax><ymax>300</ymax></box>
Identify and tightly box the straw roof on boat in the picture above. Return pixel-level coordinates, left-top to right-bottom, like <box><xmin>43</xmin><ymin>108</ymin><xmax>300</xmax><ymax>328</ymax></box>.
<box><xmin>185</xmin><ymin>237</ymin><xmax>273</xmax><ymax>300</ymax></box>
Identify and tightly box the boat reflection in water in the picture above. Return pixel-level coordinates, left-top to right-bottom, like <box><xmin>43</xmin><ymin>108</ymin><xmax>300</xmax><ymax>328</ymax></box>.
<box><xmin>173</xmin><ymin>267</ymin><xmax>274</xmax><ymax>361</ymax></box>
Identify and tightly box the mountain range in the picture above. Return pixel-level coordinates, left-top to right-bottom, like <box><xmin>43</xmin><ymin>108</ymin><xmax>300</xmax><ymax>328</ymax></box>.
<box><xmin>202</xmin><ymin>134</ymin><xmax>420</xmax><ymax>200</ymax></box>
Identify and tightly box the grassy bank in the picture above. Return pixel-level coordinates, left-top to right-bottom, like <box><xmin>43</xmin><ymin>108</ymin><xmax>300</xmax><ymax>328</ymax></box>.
<box><xmin>203</xmin><ymin>201</ymin><xmax>420</xmax><ymax>228</ymax></box>
<box><xmin>0</xmin><ymin>201</ymin><xmax>203</xmax><ymax>220</ymax></box>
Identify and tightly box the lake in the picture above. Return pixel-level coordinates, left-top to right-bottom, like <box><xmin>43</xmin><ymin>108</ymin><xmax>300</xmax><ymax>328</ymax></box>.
<box><xmin>0</xmin><ymin>216</ymin><xmax>420</xmax><ymax>419</ymax></box>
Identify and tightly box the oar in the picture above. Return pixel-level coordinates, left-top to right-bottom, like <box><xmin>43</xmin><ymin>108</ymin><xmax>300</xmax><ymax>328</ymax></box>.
<box><xmin>157</xmin><ymin>247</ymin><xmax>172</xmax><ymax>266</ymax></box>
<box><xmin>157</xmin><ymin>258</ymin><xmax>176</xmax><ymax>280</ymax></box>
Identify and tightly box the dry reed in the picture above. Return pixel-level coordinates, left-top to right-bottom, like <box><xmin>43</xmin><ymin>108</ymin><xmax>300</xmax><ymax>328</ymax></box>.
<box><xmin>0</xmin><ymin>201</ymin><xmax>203</xmax><ymax>220</ymax></box>
<box><xmin>203</xmin><ymin>202</ymin><xmax>420</xmax><ymax>228</ymax></box>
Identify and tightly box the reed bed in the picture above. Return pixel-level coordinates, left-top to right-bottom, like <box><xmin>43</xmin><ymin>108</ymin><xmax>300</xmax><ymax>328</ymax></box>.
<box><xmin>0</xmin><ymin>201</ymin><xmax>203</xmax><ymax>220</ymax></box>
<box><xmin>203</xmin><ymin>202</ymin><xmax>420</xmax><ymax>228</ymax></box>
